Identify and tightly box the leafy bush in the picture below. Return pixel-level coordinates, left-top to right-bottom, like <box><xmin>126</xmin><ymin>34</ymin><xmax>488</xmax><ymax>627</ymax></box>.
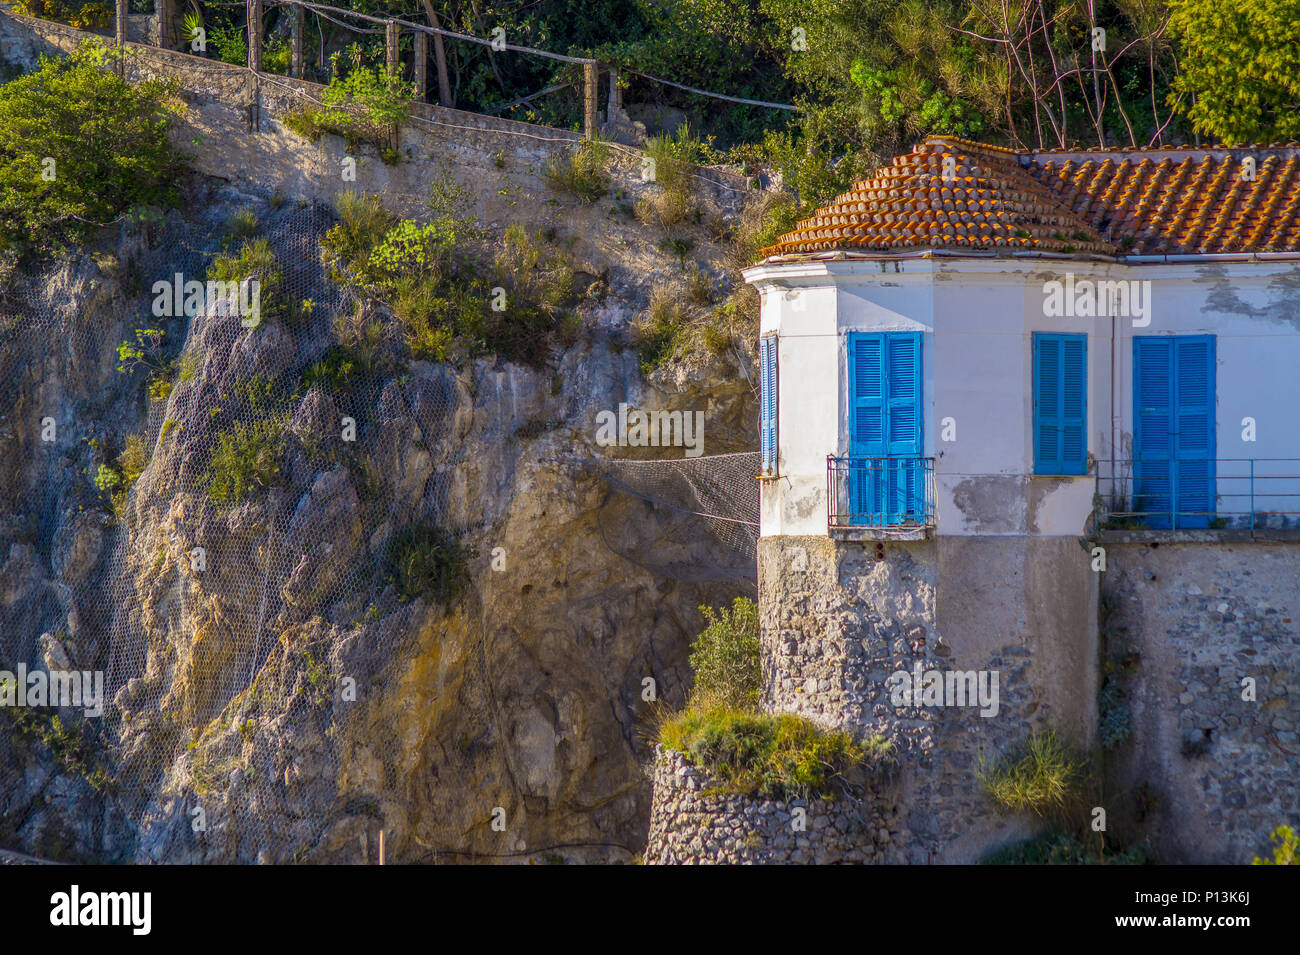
<box><xmin>206</xmin><ymin>238</ymin><xmax>284</xmax><ymax>324</ymax></box>
<box><xmin>979</xmin><ymin>729</ymin><xmax>1090</xmax><ymax>821</ymax></box>
<box><xmin>632</xmin><ymin>285</ymin><xmax>686</xmax><ymax>374</ymax></box>
<box><xmin>0</xmin><ymin>42</ymin><xmax>185</xmax><ymax>259</ymax></box>
<box><xmin>94</xmin><ymin>433</ymin><xmax>149</xmax><ymax>519</ymax></box>
<box><xmin>316</xmin><ymin>47</ymin><xmax>414</xmax><ymax>152</ymax></box>
<box><xmin>687</xmin><ymin>597</ymin><xmax>760</xmax><ymax>711</ymax></box>
<box><xmin>542</xmin><ymin>140</ymin><xmax>610</xmax><ymax>203</ymax></box>
<box><xmin>205</xmin><ymin>419</ymin><xmax>286</xmax><ymax>505</ymax></box>
<box><xmin>660</xmin><ymin>708</ymin><xmax>888</xmax><ymax>800</ymax></box>
<box><xmin>386</xmin><ymin>524</ymin><xmax>473</xmax><ymax>612</ymax></box>
<box><xmin>1252</xmin><ymin>825</ymin><xmax>1299</xmax><ymax>865</ymax></box>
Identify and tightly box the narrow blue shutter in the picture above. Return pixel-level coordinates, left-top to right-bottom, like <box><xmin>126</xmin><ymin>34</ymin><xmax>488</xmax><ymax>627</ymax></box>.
<box><xmin>849</xmin><ymin>334</ymin><xmax>884</xmax><ymax>520</ymax></box>
<box><xmin>760</xmin><ymin>336</ymin><xmax>777</xmax><ymax>475</ymax></box>
<box><xmin>1134</xmin><ymin>338</ymin><xmax>1174</xmax><ymax>527</ymax></box>
<box><xmin>1034</xmin><ymin>333</ymin><xmax>1087</xmax><ymax>475</ymax></box>
<box><xmin>1174</xmin><ymin>336</ymin><xmax>1215</xmax><ymax>528</ymax></box>
<box><xmin>886</xmin><ymin>333</ymin><xmax>922</xmax><ymax>519</ymax></box>
<box><xmin>1061</xmin><ymin>336</ymin><xmax>1087</xmax><ymax>474</ymax></box>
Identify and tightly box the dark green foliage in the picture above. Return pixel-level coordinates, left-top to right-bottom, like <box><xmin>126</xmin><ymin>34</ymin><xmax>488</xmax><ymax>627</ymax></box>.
<box><xmin>981</xmin><ymin>830</ymin><xmax>1150</xmax><ymax>865</ymax></box>
<box><xmin>205</xmin><ymin>419</ymin><xmax>286</xmax><ymax>505</ymax></box>
<box><xmin>687</xmin><ymin>597</ymin><xmax>761</xmax><ymax>711</ymax></box>
<box><xmin>386</xmin><ymin>524</ymin><xmax>474</xmax><ymax>612</ymax></box>
<box><xmin>0</xmin><ymin>41</ymin><xmax>186</xmax><ymax>259</ymax></box>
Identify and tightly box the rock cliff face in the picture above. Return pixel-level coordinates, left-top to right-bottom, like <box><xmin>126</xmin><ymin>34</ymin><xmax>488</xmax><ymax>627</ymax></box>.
<box><xmin>0</xmin><ymin>180</ymin><xmax>757</xmax><ymax>863</ymax></box>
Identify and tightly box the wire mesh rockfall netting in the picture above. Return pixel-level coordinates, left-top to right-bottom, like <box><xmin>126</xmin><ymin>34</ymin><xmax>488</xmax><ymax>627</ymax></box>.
<box><xmin>0</xmin><ymin>195</ymin><xmax>469</xmax><ymax>860</ymax></box>
<box><xmin>0</xmin><ymin>188</ymin><xmax>760</xmax><ymax>862</ymax></box>
<box><xmin>580</xmin><ymin>452</ymin><xmax>759</xmax><ymax>581</ymax></box>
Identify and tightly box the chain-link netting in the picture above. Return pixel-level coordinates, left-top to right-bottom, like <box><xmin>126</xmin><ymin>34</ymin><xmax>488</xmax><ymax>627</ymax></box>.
<box><xmin>0</xmin><ymin>187</ymin><xmax>760</xmax><ymax>862</ymax></box>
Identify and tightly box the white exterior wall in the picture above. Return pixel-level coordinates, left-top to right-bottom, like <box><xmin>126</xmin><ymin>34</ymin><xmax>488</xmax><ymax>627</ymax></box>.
<box><xmin>745</xmin><ymin>256</ymin><xmax>1300</xmax><ymax>538</ymax></box>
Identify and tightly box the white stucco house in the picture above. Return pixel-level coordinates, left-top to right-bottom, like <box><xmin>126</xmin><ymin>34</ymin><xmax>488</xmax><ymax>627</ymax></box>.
<box><xmin>744</xmin><ymin>136</ymin><xmax>1300</xmax><ymax>540</ymax></box>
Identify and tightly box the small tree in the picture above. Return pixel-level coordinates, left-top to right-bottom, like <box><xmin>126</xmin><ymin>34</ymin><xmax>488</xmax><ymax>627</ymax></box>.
<box><xmin>687</xmin><ymin>596</ymin><xmax>761</xmax><ymax>711</ymax></box>
<box><xmin>318</xmin><ymin>46</ymin><xmax>414</xmax><ymax>153</ymax></box>
<box><xmin>0</xmin><ymin>41</ymin><xmax>184</xmax><ymax>259</ymax></box>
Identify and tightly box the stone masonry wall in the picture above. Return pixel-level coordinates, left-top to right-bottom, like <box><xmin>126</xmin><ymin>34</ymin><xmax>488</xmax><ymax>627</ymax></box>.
<box><xmin>644</xmin><ymin>747</ymin><xmax>898</xmax><ymax>864</ymax></box>
<box><xmin>1102</xmin><ymin>541</ymin><xmax>1300</xmax><ymax>863</ymax></box>
<box><xmin>0</xmin><ymin>13</ymin><xmax>749</xmax><ymax>222</ymax></box>
<box><xmin>757</xmin><ymin>534</ymin><xmax>1098</xmax><ymax>863</ymax></box>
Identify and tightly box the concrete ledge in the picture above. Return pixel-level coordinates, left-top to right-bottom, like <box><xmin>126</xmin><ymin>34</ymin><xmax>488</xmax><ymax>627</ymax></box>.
<box><xmin>1097</xmin><ymin>528</ymin><xmax>1300</xmax><ymax>544</ymax></box>
<box><xmin>829</xmin><ymin>525</ymin><xmax>933</xmax><ymax>542</ymax></box>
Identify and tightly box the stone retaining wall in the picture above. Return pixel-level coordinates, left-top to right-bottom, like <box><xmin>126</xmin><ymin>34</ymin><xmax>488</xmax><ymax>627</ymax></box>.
<box><xmin>644</xmin><ymin>746</ymin><xmax>899</xmax><ymax>865</ymax></box>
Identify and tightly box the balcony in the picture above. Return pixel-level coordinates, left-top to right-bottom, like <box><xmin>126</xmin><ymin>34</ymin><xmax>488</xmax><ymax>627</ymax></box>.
<box><xmin>1095</xmin><ymin>458</ymin><xmax>1300</xmax><ymax>538</ymax></box>
<box><xmin>827</xmin><ymin>456</ymin><xmax>936</xmax><ymax>540</ymax></box>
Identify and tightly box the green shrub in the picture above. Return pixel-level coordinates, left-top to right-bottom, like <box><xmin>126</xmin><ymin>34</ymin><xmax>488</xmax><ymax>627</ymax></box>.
<box><xmin>302</xmin><ymin>347</ymin><xmax>359</xmax><ymax>393</ymax></box>
<box><xmin>980</xmin><ymin>830</ymin><xmax>1149</xmax><ymax>865</ymax></box>
<box><xmin>660</xmin><ymin>708</ymin><xmax>889</xmax><ymax>800</ymax></box>
<box><xmin>94</xmin><ymin>432</ymin><xmax>149</xmax><ymax>519</ymax></box>
<box><xmin>280</xmin><ymin>107</ymin><xmax>323</xmax><ymax>143</ymax></box>
<box><xmin>205</xmin><ymin>419</ymin><xmax>286</xmax><ymax>505</ymax></box>
<box><xmin>688</xmin><ymin>597</ymin><xmax>760</xmax><ymax>711</ymax></box>
<box><xmin>1252</xmin><ymin>825</ymin><xmax>1299</xmax><ymax>865</ymax></box>
<box><xmin>542</xmin><ymin>140</ymin><xmax>610</xmax><ymax>203</ymax></box>
<box><xmin>317</xmin><ymin>47</ymin><xmax>414</xmax><ymax>152</ymax></box>
<box><xmin>0</xmin><ymin>41</ymin><xmax>185</xmax><ymax>258</ymax></box>
<box><xmin>633</xmin><ymin>285</ymin><xmax>686</xmax><ymax>375</ymax></box>
<box><xmin>386</xmin><ymin>524</ymin><xmax>473</xmax><ymax>612</ymax></box>
<box><xmin>979</xmin><ymin>729</ymin><xmax>1090</xmax><ymax>821</ymax></box>
<box><xmin>207</xmin><ymin>237</ymin><xmax>284</xmax><ymax>324</ymax></box>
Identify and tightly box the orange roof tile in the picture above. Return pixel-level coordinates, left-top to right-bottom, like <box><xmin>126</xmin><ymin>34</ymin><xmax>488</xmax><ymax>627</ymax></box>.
<box><xmin>762</xmin><ymin>136</ymin><xmax>1300</xmax><ymax>259</ymax></box>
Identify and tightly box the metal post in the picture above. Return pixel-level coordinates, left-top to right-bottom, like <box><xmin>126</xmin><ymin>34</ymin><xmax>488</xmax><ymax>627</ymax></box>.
<box><xmin>1250</xmin><ymin>459</ymin><xmax>1255</xmax><ymax>533</ymax></box>
<box><xmin>608</xmin><ymin>66</ymin><xmax>620</xmax><ymax>112</ymax></box>
<box><xmin>583</xmin><ymin>60</ymin><xmax>599</xmax><ymax>140</ymax></box>
<box><xmin>291</xmin><ymin>3</ymin><xmax>304</xmax><ymax>79</ymax></box>
<box><xmin>413</xmin><ymin>29</ymin><xmax>428</xmax><ymax>102</ymax></box>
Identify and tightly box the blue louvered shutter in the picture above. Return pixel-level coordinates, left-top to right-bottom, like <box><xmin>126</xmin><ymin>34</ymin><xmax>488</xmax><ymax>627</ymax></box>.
<box><xmin>1133</xmin><ymin>337</ymin><xmax>1174</xmax><ymax>528</ymax></box>
<box><xmin>849</xmin><ymin>332</ymin><xmax>921</xmax><ymax>523</ymax></box>
<box><xmin>886</xmin><ymin>333</ymin><xmax>923</xmax><ymax>519</ymax></box>
<box><xmin>1034</xmin><ymin>333</ymin><xmax>1087</xmax><ymax>475</ymax></box>
<box><xmin>1173</xmin><ymin>337</ymin><xmax>1214</xmax><ymax>527</ymax></box>
<box><xmin>849</xmin><ymin>334</ymin><xmax>886</xmax><ymax>520</ymax></box>
<box><xmin>760</xmin><ymin>336</ymin><xmax>777</xmax><ymax>475</ymax></box>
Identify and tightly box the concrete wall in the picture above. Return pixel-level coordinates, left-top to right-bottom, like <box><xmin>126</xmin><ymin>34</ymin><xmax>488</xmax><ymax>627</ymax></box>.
<box><xmin>1101</xmin><ymin>541</ymin><xmax>1300</xmax><ymax>863</ymax></box>
<box><xmin>756</xmin><ymin>533</ymin><xmax>1098</xmax><ymax>862</ymax></box>
<box><xmin>746</xmin><ymin>255</ymin><xmax>1300</xmax><ymax>538</ymax></box>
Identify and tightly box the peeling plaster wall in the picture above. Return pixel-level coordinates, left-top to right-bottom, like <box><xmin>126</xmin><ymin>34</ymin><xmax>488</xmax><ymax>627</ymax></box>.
<box><xmin>747</xmin><ymin>256</ymin><xmax>1300</xmax><ymax>538</ymax></box>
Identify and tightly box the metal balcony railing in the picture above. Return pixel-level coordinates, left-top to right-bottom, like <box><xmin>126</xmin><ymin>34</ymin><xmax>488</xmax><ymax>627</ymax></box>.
<box><xmin>827</xmin><ymin>456</ymin><xmax>936</xmax><ymax>530</ymax></box>
<box><xmin>1095</xmin><ymin>458</ymin><xmax>1300</xmax><ymax>531</ymax></box>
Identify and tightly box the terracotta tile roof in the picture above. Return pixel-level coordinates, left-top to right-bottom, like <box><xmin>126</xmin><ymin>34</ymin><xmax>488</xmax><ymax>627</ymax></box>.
<box><xmin>762</xmin><ymin>136</ymin><xmax>1300</xmax><ymax>259</ymax></box>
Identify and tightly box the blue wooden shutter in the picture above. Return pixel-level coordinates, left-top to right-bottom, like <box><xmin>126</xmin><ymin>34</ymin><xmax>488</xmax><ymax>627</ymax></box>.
<box><xmin>848</xmin><ymin>332</ymin><xmax>921</xmax><ymax>523</ymax></box>
<box><xmin>1033</xmin><ymin>333</ymin><xmax>1087</xmax><ymax>475</ymax></box>
<box><xmin>1133</xmin><ymin>337</ymin><xmax>1174</xmax><ymax>527</ymax></box>
<box><xmin>760</xmin><ymin>336</ymin><xmax>777</xmax><ymax>475</ymax></box>
<box><xmin>886</xmin><ymin>333</ymin><xmax>922</xmax><ymax>519</ymax></box>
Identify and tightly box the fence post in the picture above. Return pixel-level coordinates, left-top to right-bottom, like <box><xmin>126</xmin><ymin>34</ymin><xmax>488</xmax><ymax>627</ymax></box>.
<box><xmin>583</xmin><ymin>61</ymin><xmax>599</xmax><ymax>140</ymax></box>
<box><xmin>291</xmin><ymin>2</ymin><xmax>304</xmax><ymax>79</ymax></box>
<box><xmin>247</xmin><ymin>0</ymin><xmax>262</xmax><ymax>132</ymax></box>
<box><xmin>413</xmin><ymin>29</ymin><xmax>428</xmax><ymax>102</ymax></box>
<box><xmin>247</xmin><ymin>0</ymin><xmax>262</xmax><ymax>72</ymax></box>
<box><xmin>385</xmin><ymin>19</ymin><xmax>400</xmax><ymax>78</ymax></box>
<box><xmin>115</xmin><ymin>0</ymin><xmax>127</xmax><ymax>75</ymax></box>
